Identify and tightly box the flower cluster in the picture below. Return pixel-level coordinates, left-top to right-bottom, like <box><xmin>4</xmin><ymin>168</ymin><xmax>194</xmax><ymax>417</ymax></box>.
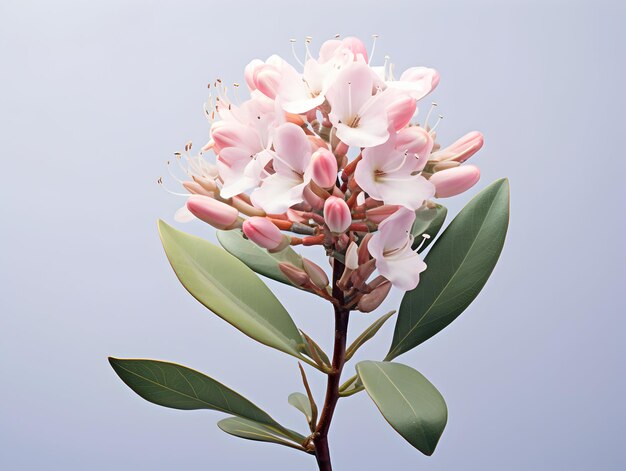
<box><xmin>167</xmin><ymin>36</ymin><xmax>484</xmax><ymax>311</ymax></box>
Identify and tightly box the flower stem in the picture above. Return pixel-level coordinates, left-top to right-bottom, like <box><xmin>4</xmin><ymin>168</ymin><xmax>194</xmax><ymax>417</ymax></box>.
<box><xmin>313</xmin><ymin>259</ymin><xmax>350</xmax><ymax>471</ymax></box>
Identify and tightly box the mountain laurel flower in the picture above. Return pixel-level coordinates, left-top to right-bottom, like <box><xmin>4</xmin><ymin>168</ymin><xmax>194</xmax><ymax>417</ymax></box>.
<box><xmin>186</xmin><ymin>195</ymin><xmax>240</xmax><ymax>230</ymax></box>
<box><xmin>242</xmin><ymin>216</ymin><xmax>290</xmax><ymax>252</ymax></box>
<box><xmin>431</xmin><ymin>131</ymin><xmax>484</xmax><ymax>163</ymax></box>
<box><xmin>368</xmin><ymin>207</ymin><xmax>426</xmax><ymax>291</ymax></box>
<box><xmin>311</xmin><ymin>148</ymin><xmax>339</xmax><ymax>189</ymax></box>
<box><xmin>324</xmin><ymin>196</ymin><xmax>352</xmax><ymax>233</ymax></box>
<box><xmin>354</xmin><ymin>130</ymin><xmax>435</xmax><ymax>210</ymax></box>
<box><xmin>430</xmin><ymin>165</ymin><xmax>481</xmax><ymax>198</ymax></box>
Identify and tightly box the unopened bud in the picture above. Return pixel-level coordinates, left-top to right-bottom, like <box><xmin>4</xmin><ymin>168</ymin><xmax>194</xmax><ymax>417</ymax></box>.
<box><xmin>311</xmin><ymin>148</ymin><xmax>338</xmax><ymax>189</ymax></box>
<box><xmin>358</xmin><ymin>233</ymin><xmax>373</xmax><ymax>265</ymax></box>
<box><xmin>302</xmin><ymin>258</ymin><xmax>329</xmax><ymax>289</ymax></box>
<box><xmin>431</xmin><ymin>131</ymin><xmax>484</xmax><ymax>163</ymax></box>
<box><xmin>345</xmin><ymin>242</ymin><xmax>359</xmax><ymax>270</ymax></box>
<box><xmin>357</xmin><ymin>280</ymin><xmax>392</xmax><ymax>312</ymax></box>
<box><xmin>183</xmin><ymin>180</ymin><xmax>212</xmax><ymax>197</ymax></box>
<box><xmin>242</xmin><ymin>217</ymin><xmax>289</xmax><ymax>252</ymax></box>
<box><xmin>396</xmin><ymin>126</ymin><xmax>433</xmax><ymax>163</ymax></box>
<box><xmin>324</xmin><ymin>196</ymin><xmax>351</xmax><ymax>233</ymax></box>
<box><xmin>386</xmin><ymin>91</ymin><xmax>417</xmax><ymax>132</ymax></box>
<box><xmin>366</xmin><ymin>205</ymin><xmax>400</xmax><ymax>224</ymax></box>
<box><xmin>186</xmin><ymin>195</ymin><xmax>240</xmax><ymax>230</ymax></box>
<box><xmin>278</xmin><ymin>262</ymin><xmax>310</xmax><ymax>287</ymax></box>
<box><xmin>430</xmin><ymin>165</ymin><xmax>480</xmax><ymax>198</ymax></box>
<box><xmin>303</xmin><ymin>185</ymin><xmax>325</xmax><ymax>211</ymax></box>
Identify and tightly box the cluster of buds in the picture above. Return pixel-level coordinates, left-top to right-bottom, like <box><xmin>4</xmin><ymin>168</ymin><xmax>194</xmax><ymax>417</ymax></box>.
<box><xmin>162</xmin><ymin>35</ymin><xmax>485</xmax><ymax>312</ymax></box>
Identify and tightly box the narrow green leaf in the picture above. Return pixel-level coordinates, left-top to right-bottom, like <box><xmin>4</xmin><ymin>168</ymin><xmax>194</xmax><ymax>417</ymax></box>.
<box><xmin>345</xmin><ymin>310</ymin><xmax>396</xmax><ymax>361</ymax></box>
<box><xmin>217</xmin><ymin>417</ymin><xmax>307</xmax><ymax>452</ymax></box>
<box><xmin>217</xmin><ymin>229</ymin><xmax>305</xmax><ymax>287</ymax></box>
<box><xmin>158</xmin><ymin>220</ymin><xmax>306</xmax><ymax>360</ymax></box>
<box><xmin>109</xmin><ymin>358</ymin><xmax>278</xmax><ymax>427</ymax></box>
<box><xmin>411</xmin><ymin>203</ymin><xmax>447</xmax><ymax>252</ymax></box>
<box><xmin>288</xmin><ymin>392</ymin><xmax>313</xmax><ymax>422</ymax></box>
<box><xmin>387</xmin><ymin>179</ymin><xmax>510</xmax><ymax>360</ymax></box>
<box><xmin>338</xmin><ymin>374</ymin><xmax>364</xmax><ymax>397</ymax></box>
<box><xmin>356</xmin><ymin>361</ymin><xmax>447</xmax><ymax>456</ymax></box>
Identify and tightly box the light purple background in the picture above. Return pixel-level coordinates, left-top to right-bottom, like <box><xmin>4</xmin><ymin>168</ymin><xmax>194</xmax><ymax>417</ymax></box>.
<box><xmin>1</xmin><ymin>1</ymin><xmax>625</xmax><ymax>469</ymax></box>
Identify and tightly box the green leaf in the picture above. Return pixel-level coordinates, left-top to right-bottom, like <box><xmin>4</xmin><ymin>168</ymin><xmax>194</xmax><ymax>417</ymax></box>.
<box><xmin>217</xmin><ymin>417</ymin><xmax>307</xmax><ymax>452</ymax></box>
<box><xmin>158</xmin><ymin>220</ymin><xmax>306</xmax><ymax>360</ymax></box>
<box><xmin>356</xmin><ymin>361</ymin><xmax>447</xmax><ymax>455</ymax></box>
<box><xmin>288</xmin><ymin>392</ymin><xmax>313</xmax><ymax>422</ymax></box>
<box><xmin>411</xmin><ymin>203</ymin><xmax>447</xmax><ymax>252</ymax></box>
<box><xmin>345</xmin><ymin>310</ymin><xmax>396</xmax><ymax>361</ymax></box>
<box><xmin>109</xmin><ymin>358</ymin><xmax>278</xmax><ymax>427</ymax></box>
<box><xmin>338</xmin><ymin>374</ymin><xmax>364</xmax><ymax>397</ymax></box>
<box><xmin>387</xmin><ymin>179</ymin><xmax>510</xmax><ymax>360</ymax></box>
<box><xmin>217</xmin><ymin>229</ymin><xmax>305</xmax><ymax>287</ymax></box>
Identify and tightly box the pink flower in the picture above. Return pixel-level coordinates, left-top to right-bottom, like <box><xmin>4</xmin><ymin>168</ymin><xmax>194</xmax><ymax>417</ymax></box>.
<box><xmin>324</xmin><ymin>196</ymin><xmax>351</xmax><ymax>233</ymax></box>
<box><xmin>385</xmin><ymin>66</ymin><xmax>440</xmax><ymax>101</ymax></box>
<box><xmin>368</xmin><ymin>207</ymin><xmax>426</xmax><ymax>291</ymax></box>
<box><xmin>430</xmin><ymin>165</ymin><xmax>481</xmax><ymax>198</ymax></box>
<box><xmin>251</xmin><ymin>123</ymin><xmax>314</xmax><ymax>213</ymax></box>
<box><xmin>354</xmin><ymin>127</ymin><xmax>435</xmax><ymax>209</ymax></box>
<box><xmin>326</xmin><ymin>62</ymin><xmax>391</xmax><ymax>147</ymax></box>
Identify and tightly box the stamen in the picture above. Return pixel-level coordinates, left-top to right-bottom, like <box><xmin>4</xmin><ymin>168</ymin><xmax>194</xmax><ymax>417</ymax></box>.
<box><xmin>167</xmin><ymin>160</ymin><xmax>185</xmax><ymax>183</ymax></box>
<box><xmin>158</xmin><ymin>177</ymin><xmax>189</xmax><ymax>197</ymax></box>
<box><xmin>414</xmin><ymin>234</ymin><xmax>431</xmax><ymax>252</ymax></box>
<box><xmin>383</xmin><ymin>55</ymin><xmax>390</xmax><ymax>80</ymax></box>
<box><xmin>429</xmin><ymin>115</ymin><xmax>444</xmax><ymax>133</ymax></box>
<box><xmin>423</xmin><ymin>102</ymin><xmax>438</xmax><ymax>129</ymax></box>
<box><xmin>347</xmin><ymin>81</ymin><xmax>353</xmax><ymax>118</ymax></box>
<box><xmin>369</xmin><ymin>34</ymin><xmax>379</xmax><ymax>64</ymax></box>
<box><xmin>334</xmin><ymin>33</ymin><xmax>341</xmax><ymax>39</ymax></box>
<box><xmin>290</xmin><ymin>38</ymin><xmax>304</xmax><ymax>67</ymax></box>
<box><xmin>305</xmin><ymin>36</ymin><xmax>313</xmax><ymax>60</ymax></box>
<box><xmin>381</xmin><ymin>150</ymin><xmax>412</xmax><ymax>175</ymax></box>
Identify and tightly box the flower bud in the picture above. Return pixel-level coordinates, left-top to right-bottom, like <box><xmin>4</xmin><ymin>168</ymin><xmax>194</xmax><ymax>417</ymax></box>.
<box><xmin>431</xmin><ymin>131</ymin><xmax>484</xmax><ymax>163</ymax></box>
<box><xmin>242</xmin><ymin>217</ymin><xmax>289</xmax><ymax>252</ymax></box>
<box><xmin>358</xmin><ymin>233</ymin><xmax>373</xmax><ymax>265</ymax></box>
<box><xmin>255</xmin><ymin>64</ymin><xmax>282</xmax><ymax>99</ymax></box>
<box><xmin>302</xmin><ymin>258</ymin><xmax>329</xmax><ymax>289</ymax></box>
<box><xmin>211</xmin><ymin>122</ymin><xmax>252</xmax><ymax>154</ymax></box>
<box><xmin>398</xmin><ymin>67</ymin><xmax>440</xmax><ymax>100</ymax></box>
<box><xmin>244</xmin><ymin>59</ymin><xmax>264</xmax><ymax>91</ymax></box>
<box><xmin>311</xmin><ymin>148</ymin><xmax>338</xmax><ymax>189</ymax></box>
<box><xmin>345</xmin><ymin>242</ymin><xmax>359</xmax><ymax>270</ymax></box>
<box><xmin>303</xmin><ymin>185</ymin><xmax>325</xmax><ymax>211</ymax></box>
<box><xmin>357</xmin><ymin>280</ymin><xmax>392</xmax><ymax>313</ymax></box>
<box><xmin>386</xmin><ymin>92</ymin><xmax>417</xmax><ymax>132</ymax></box>
<box><xmin>342</xmin><ymin>36</ymin><xmax>369</xmax><ymax>62</ymax></box>
<box><xmin>430</xmin><ymin>165</ymin><xmax>480</xmax><ymax>198</ymax></box>
<box><xmin>366</xmin><ymin>205</ymin><xmax>400</xmax><ymax>224</ymax></box>
<box><xmin>278</xmin><ymin>262</ymin><xmax>310</xmax><ymax>287</ymax></box>
<box><xmin>186</xmin><ymin>195</ymin><xmax>240</xmax><ymax>230</ymax></box>
<box><xmin>323</xmin><ymin>196</ymin><xmax>351</xmax><ymax>233</ymax></box>
<box><xmin>396</xmin><ymin>126</ymin><xmax>433</xmax><ymax>164</ymax></box>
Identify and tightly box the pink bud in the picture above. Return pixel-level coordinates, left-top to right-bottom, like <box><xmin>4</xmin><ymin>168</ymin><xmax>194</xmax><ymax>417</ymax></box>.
<box><xmin>183</xmin><ymin>181</ymin><xmax>212</xmax><ymax>197</ymax></box>
<box><xmin>396</xmin><ymin>126</ymin><xmax>434</xmax><ymax>165</ymax></box>
<box><xmin>303</xmin><ymin>185</ymin><xmax>325</xmax><ymax>211</ymax></box>
<box><xmin>323</xmin><ymin>196</ymin><xmax>351</xmax><ymax>233</ymax></box>
<box><xmin>311</xmin><ymin>148</ymin><xmax>338</xmax><ymax>188</ymax></box>
<box><xmin>278</xmin><ymin>263</ymin><xmax>310</xmax><ymax>287</ymax></box>
<box><xmin>186</xmin><ymin>195</ymin><xmax>240</xmax><ymax>230</ymax></box>
<box><xmin>386</xmin><ymin>92</ymin><xmax>417</xmax><ymax>132</ymax></box>
<box><xmin>431</xmin><ymin>131</ymin><xmax>484</xmax><ymax>163</ymax></box>
<box><xmin>430</xmin><ymin>165</ymin><xmax>481</xmax><ymax>198</ymax></box>
<box><xmin>358</xmin><ymin>233</ymin><xmax>373</xmax><ymax>265</ymax></box>
<box><xmin>342</xmin><ymin>37</ymin><xmax>368</xmax><ymax>62</ymax></box>
<box><xmin>244</xmin><ymin>59</ymin><xmax>264</xmax><ymax>91</ymax></box>
<box><xmin>242</xmin><ymin>217</ymin><xmax>289</xmax><ymax>252</ymax></box>
<box><xmin>302</xmin><ymin>258</ymin><xmax>329</xmax><ymax>289</ymax></box>
<box><xmin>398</xmin><ymin>67</ymin><xmax>440</xmax><ymax>99</ymax></box>
<box><xmin>255</xmin><ymin>64</ymin><xmax>282</xmax><ymax>99</ymax></box>
<box><xmin>345</xmin><ymin>242</ymin><xmax>359</xmax><ymax>270</ymax></box>
<box><xmin>366</xmin><ymin>205</ymin><xmax>400</xmax><ymax>224</ymax></box>
<box><xmin>357</xmin><ymin>280</ymin><xmax>392</xmax><ymax>313</ymax></box>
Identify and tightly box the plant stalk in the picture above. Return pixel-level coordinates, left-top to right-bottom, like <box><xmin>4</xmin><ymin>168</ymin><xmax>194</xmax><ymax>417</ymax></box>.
<box><xmin>313</xmin><ymin>259</ymin><xmax>350</xmax><ymax>471</ymax></box>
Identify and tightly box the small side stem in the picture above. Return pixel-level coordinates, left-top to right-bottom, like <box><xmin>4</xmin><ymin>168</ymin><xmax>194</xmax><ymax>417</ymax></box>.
<box><xmin>313</xmin><ymin>260</ymin><xmax>350</xmax><ymax>471</ymax></box>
